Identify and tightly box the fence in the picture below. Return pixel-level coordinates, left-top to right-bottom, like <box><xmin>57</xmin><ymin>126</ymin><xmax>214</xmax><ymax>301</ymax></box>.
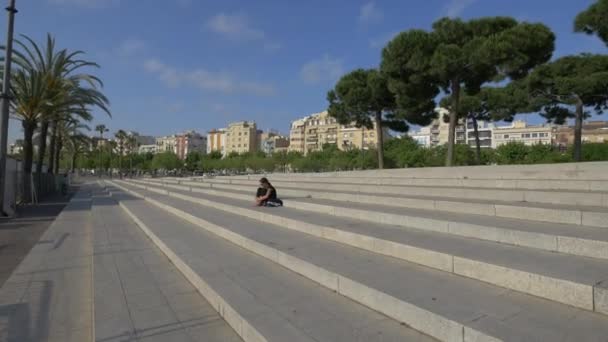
<box><xmin>2</xmin><ymin>157</ymin><xmax>65</xmax><ymax>216</ymax></box>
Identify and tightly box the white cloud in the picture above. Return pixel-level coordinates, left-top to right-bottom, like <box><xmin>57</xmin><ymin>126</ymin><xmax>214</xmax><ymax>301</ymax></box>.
<box><xmin>48</xmin><ymin>0</ymin><xmax>121</xmax><ymax>8</ymax></box>
<box><xmin>359</xmin><ymin>2</ymin><xmax>383</xmax><ymax>24</ymax></box>
<box><xmin>116</xmin><ymin>38</ymin><xmax>146</xmax><ymax>57</ymax></box>
<box><xmin>300</xmin><ymin>55</ymin><xmax>344</xmax><ymax>85</ymax></box>
<box><xmin>206</xmin><ymin>12</ymin><xmax>280</xmax><ymax>52</ymax></box>
<box><xmin>143</xmin><ymin>58</ymin><xmax>276</xmax><ymax>96</ymax></box>
<box><xmin>206</xmin><ymin>13</ymin><xmax>265</xmax><ymax>41</ymax></box>
<box><xmin>444</xmin><ymin>0</ymin><xmax>478</xmax><ymax>17</ymax></box>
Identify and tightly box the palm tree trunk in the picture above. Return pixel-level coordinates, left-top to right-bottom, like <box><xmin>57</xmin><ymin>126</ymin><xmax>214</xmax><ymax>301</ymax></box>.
<box><xmin>374</xmin><ymin>111</ymin><xmax>384</xmax><ymax>169</ymax></box>
<box><xmin>36</xmin><ymin>120</ymin><xmax>49</xmax><ymax>194</ymax></box>
<box><xmin>54</xmin><ymin>138</ymin><xmax>62</xmax><ymax>174</ymax></box>
<box><xmin>472</xmin><ymin>116</ymin><xmax>481</xmax><ymax>165</ymax></box>
<box><xmin>47</xmin><ymin>120</ymin><xmax>57</xmax><ymax>175</ymax></box>
<box><xmin>22</xmin><ymin>120</ymin><xmax>36</xmax><ymax>203</ymax></box>
<box><xmin>446</xmin><ymin>79</ymin><xmax>461</xmax><ymax>167</ymax></box>
<box><xmin>573</xmin><ymin>96</ymin><xmax>584</xmax><ymax>162</ymax></box>
<box><xmin>71</xmin><ymin>151</ymin><xmax>77</xmax><ymax>173</ymax></box>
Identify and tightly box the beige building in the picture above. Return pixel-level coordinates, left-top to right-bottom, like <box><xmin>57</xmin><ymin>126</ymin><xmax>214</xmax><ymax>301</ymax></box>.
<box><xmin>554</xmin><ymin>121</ymin><xmax>608</xmax><ymax>147</ymax></box>
<box><xmin>225</xmin><ymin>121</ymin><xmax>258</xmax><ymax>154</ymax></box>
<box><xmin>429</xmin><ymin>108</ymin><xmax>466</xmax><ymax>146</ymax></box>
<box><xmin>289</xmin><ymin>111</ymin><xmax>388</xmax><ymax>155</ymax></box>
<box><xmin>156</xmin><ymin>135</ymin><xmax>177</xmax><ymax>153</ymax></box>
<box><xmin>207</xmin><ymin>128</ymin><xmax>226</xmax><ymax>156</ymax></box>
<box><xmin>493</xmin><ymin>120</ymin><xmax>555</xmax><ymax>147</ymax></box>
<box><xmin>288</xmin><ymin>118</ymin><xmax>308</xmax><ymax>154</ymax></box>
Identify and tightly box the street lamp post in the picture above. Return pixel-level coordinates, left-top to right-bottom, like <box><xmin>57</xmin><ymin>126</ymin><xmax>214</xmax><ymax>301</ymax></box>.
<box><xmin>0</xmin><ymin>0</ymin><xmax>17</xmax><ymax>216</ymax></box>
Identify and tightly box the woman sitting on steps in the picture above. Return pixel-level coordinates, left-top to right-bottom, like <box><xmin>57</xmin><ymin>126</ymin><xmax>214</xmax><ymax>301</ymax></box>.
<box><xmin>255</xmin><ymin>177</ymin><xmax>283</xmax><ymax>207</ymax></box>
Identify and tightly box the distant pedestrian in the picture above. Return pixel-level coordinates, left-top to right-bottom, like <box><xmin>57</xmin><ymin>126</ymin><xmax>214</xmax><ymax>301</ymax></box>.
<box><xmin>255</xmin><ymin>177</ymin><xmax>283</xmax><ymax>207</ymax></box>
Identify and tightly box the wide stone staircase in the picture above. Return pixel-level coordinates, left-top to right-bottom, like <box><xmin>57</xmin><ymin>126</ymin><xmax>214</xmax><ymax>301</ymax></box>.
<box><xmin>102</xmin><ymin>162</ymin><xmax>608</xmax><ymax>341</ymax></box>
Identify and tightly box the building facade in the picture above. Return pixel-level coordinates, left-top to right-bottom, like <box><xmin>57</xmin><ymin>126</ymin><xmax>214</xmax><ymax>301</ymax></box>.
<box><xmin>138</xmin><ymin>144</ymin><xmax>157</xmax><ymax>154</ymax></box>
<box><xmin>466</xmin><ymin>120</ymin><xmax>495</xmax><ymax>149</ymax></box>
<box><xmin>261</xmin><ymin>135</ymin><xmax>290</xmax><ymax>154</ymax></box>
<box><xmin>225</xmin><ymin>121</ymin><xmax>258</xmax><ymax>155</ymax></box>
<box><xmin>175</xmin><ymin>131</ymin><xmax>207</xmax><ymax>160</ymax></box>
<box><xmin>288</xmin><ymin>111</ymin><xmax>389</xmax><ymax>155</ymax></box>
<box><xmin>554</xmin><ymin>121</ymin><xmax>608</xmax><ymax>148</ymax></box>
<box><xmin>156</xmin><ymin>135</ymin><xmax>177</xmax><ymax>154</ymax></box>
<box><xmin>493</xmin><ymin>121</ymin><xmax>555</xmax><ymax>147</ymax></box>
<box><xmin>206</xmin><ymin>128</ymin><xmax>226</xmax><ymax>156</ymax></box>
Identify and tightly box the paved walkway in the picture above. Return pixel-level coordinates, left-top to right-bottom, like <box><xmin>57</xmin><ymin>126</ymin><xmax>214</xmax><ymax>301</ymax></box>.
<box><xmin>0</xmin><ymin>191</ymin><xmax>75</xmax><ymax>287</ymax></box>
<box><xmin>0</xmin><ymin>184</ymin><xmax>94</xmax><ymax>342</ymax></box>
<box><xmin>92</xmin><ymin>186</ymin><xmax>240</xmax><ymax>342</ymax></box>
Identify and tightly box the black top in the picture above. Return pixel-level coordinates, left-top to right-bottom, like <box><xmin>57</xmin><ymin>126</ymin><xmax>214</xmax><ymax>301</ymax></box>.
<box><xmin>266</xmin><ymin>187</ymin><xmax>277</xmax><ymax>200</ymax></box>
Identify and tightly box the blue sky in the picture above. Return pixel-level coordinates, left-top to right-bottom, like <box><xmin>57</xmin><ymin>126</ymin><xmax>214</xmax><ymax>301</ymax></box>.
<box><xmin>5</xmin><ymin>0</ymin><xmax>606</xmax><ymax>143</ymax></box>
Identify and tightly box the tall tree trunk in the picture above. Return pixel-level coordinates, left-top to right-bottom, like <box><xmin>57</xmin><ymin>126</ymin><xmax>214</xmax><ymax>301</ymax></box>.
<box><xmin>36</xmin><ymin>120</ymin><xmax>49</xmax><ymax>193</ymax></box>
<box><xmin>47</xmin><ymin>120</ymin><xmax>57</xmax><ymax>175</ymax></box>
<box><xmin>374</xmin><ymin>111</ymin><xmax>384</xmax><ymax>169</ymax></box>
<box><xmin>472</xmin><ymin>116</ymin><xmax>481</xmax><ymax>165</ymax></box>
<box><xmin>573</xmin><ymin>96</ymin><xmax>584</xmax><ymax>162</ymax></box>
<box><xmin>71</xmin><ymin>151</ymin><xmax>77</xmax><ymax>173</ymax></box>
<box><xmin>22</xmin><ymin>120</ymin><xmax>36</xmax><ymax>203</ymax></box>
<box><xmin>446</xmin><ymin>79</ymin><xmax>460</xmax><ymax>167</ymax></box>
<box><xmin>54</xmin><ymin>138</ymin><xmax>62</xmax><ymax>174</ymax></box>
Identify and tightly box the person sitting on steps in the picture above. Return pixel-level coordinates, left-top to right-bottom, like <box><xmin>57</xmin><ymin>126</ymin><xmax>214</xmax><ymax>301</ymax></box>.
<box><xmin>255</xmin><ymin>177</ymin><xmax>283</xmax><ymax>207</ymax></box>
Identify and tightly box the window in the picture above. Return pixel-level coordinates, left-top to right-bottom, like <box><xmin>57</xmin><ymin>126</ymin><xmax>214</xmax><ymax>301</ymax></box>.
<box><xmin>244</xmin><ymin>132</ymin><xmax>248</xmax><ymax>135</ymax></box>
<box><xmin>503</xmin><ymin>134</ymin><xmax>509</xmax><ymax>139</ymax></box>
<box><xmin>532</xmin><ymin>133</ymin><xmax>538</xmax><ymax>138</ymax></box>
<box><xmin>238</xmin><ymin>144</ymin><xmax>241</xmax><ymax>147</ymax></box>
<box><xmin>239</xmin><ymin>132</ymin><xmax>242</xmax><ymax>136</ymax></box>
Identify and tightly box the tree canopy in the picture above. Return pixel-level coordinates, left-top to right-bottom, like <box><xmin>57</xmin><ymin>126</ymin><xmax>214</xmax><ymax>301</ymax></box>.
<box><xmin>381</xmin><ymin>17</ymin><xmax>555</xmax><ymax>166</ymax></box>
<box><xmin>327</xmin><ymin>68</ymin><xmax>401</xmax><ymax>168</ymax></box>
<box><xmin>527</xmin><ymin>54</ymin><xmax>608</xmax><ymax>161</ymax></box>
<box><xmin>575</xmin><ymin>0</ymin><xmax>608</xmax><ymax>45</ymax></box>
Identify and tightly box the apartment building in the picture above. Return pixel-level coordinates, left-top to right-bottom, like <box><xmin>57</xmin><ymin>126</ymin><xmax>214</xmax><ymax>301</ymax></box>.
<box><xmin>156</xmin><ymin>135</ymin><xmax>177</xmax><ymax>153</ymax></box>
<box><xmin>225</xmin><ymin>121</ymin><xmax>258</xmax><ymax>154</ymax></box>
<box><xmin>261</xmin><ymin>135</ymin><xmax>290</xmax><ymax>154</ymax></box>
<box><xmin>138</xmin><ymin>144</ymin><xmax>157</xmax><ymax>154</ymax></box>
<box><xmin>207</xmin><ymin>128</ymin><xmax>226</xmax><ymax>155</ymax></box>
<box><xmin>288</xmin><ymin>111</ymin><xmax>389</xmax><ymax>155</ymax></box>
<box><xmin>175</xmin><ymin>130</ymin><xmax>207</xmax><ymax>160</ymax></box>
<box><xmin>466</xmin><ymin>120</ymin><xmax>495</xmax><ymax>149</ymax></box>
<box><xmin>493</xmin><ymin>120</ymin><xmax>555</xmax><ymax>147</ymax></box>
<box><xmin>302</xmin><ymin>111</ymin><xmax>339</xmax><ymax>154</ymax></box>
<box><xmin>554</xmin><ymin>121</ymin><xmax>608</xmax><ymax>147</ymax></box>
<box><xmin>288</xmin><ymin>118</ymin><xmax>308</xmax><ymax>154</ymax></box>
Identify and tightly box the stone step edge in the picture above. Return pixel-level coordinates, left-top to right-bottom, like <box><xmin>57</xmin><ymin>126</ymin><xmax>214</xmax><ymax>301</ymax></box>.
<box><xmin>148</xmin><ymin>179</ymin><xmax>608</xmax><ymax>228</ymax></box>
<box><xmin>188</xmin><ymin>177</ymin><xmax>608</xmax><ymax>192</ymax></box>
<box><xmin>129</xmin><ymin>179</ymin><xmax>608</xmax><ymax>262</ymax></box>
<box><xmin>109</xmin><ymin>180</ymin><xmax>496</xmax><ymax>342</ymax></box>
<box><xmin>104</xmin><ymin>183</ymin><xmax>270</xmax><ymax>342</ymax></box>
<box><xmin>164</xmin><ymin>177</ymin><xmax>608</xmax><ymax>209</ymax></box>
<box><xmin>117</xmin><ymin>180</ymin><xmax>608</xmax><ymax>316</ymax></box>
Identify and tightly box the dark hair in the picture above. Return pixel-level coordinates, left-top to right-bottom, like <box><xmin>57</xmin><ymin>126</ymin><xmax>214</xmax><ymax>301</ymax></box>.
<box><xmin>260</xmin><ymin>177</ymin><xmax>273</xmax><ymax>188</ymax></box>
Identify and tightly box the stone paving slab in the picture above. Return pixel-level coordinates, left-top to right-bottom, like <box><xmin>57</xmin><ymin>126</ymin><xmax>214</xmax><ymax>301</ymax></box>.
<box><xmin>109</xmin><ymin>182</ymin><xmax>608</xmax><ymax>342</ymax></box>
<box><xmin>0</xmin><ymin>185</ymin><xmax>95</xmax><ymax>342</ymax></box>
<box><xmin>90</xmin><ymin>185</ymin><xmax>240</xmax><ymax>342</ymax></box>
<box><xmin>127</xmin><ymin>179</ymin><xmax>608</xmax><ymax>261</ymax></box>
<box><xmin>104</xmin><ymin>183</ymin><xmax>435</xmax><ymax>342</ymax></box>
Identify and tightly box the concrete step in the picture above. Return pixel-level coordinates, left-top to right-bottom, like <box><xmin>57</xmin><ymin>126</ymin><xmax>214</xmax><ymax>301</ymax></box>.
<box><xmin>116</xmin><ymin>179</ymin><xmax>608</xmax><ymax>314</ymax></box>
<box><xmin>147</xmin><ymin>178</ymin><xmax>608</xmax><ymax>227</ymax></box>
<box><xmin>195</xmin><ymin>161</ymin><xmax>608</xmax><ymax>180</ymax></box>
<box><xmin>191</xmin><ymin>175</ymin><xmax>608</xmax><ymax>191</ymax></box>
<box><xmin>179</xmin><ymin>177</ymin><xmax>608</xmax><ymax>208</ymax></box>
<box><xmin>91</xmin><ymin>187</ymin><xmax>241</xmax><ymax>342</ymax></box>
<box><xmin>108</xmin><ymin>180</ymin><xmax>608</xmax><ymax>342</ymax></box>
<box><xmin>103</xmin><ymin>182</ymin><xmax>435</xmax><ymax>342</ymax></box>
<box><xmin>127</xmin><ymin>179</ymin><xmax>608</xmax><ymax>261</ymax></box>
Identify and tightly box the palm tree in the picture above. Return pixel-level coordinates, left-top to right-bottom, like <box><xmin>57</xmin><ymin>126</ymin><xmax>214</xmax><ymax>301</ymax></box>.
<box><xmin>58</xmin><ymin>119</ymin><xmax>90</xmax><ymax>173</ymax></box>
<box><xmin>126</xmin><ymin>135</ymin><xmax>138</xmax><ymax>176</ymax></box>
<box><xmin>95</xmin><ymin>124</ymin><xmax>108</xmax><ymax>176</ymax></box>
<box><xmin>8</xmin><ymin>34</ymin><xmax>110</xmax><ymax>190</ymax></box>
<box><xmin>4</xmin><ymin>69</ymin><xmax>46</xmax><ymax>201</ymax></box>
<box><xmin>115</xmin><ymin>130</ymin><xmax>127</xmax><ymax>177</ymax></box>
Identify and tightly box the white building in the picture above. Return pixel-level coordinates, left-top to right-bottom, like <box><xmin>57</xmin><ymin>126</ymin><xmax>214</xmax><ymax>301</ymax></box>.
<box><xmin>207</xmin><ymin>128</ymin><xmax>226</xmax><ymax>156</ymax></box>
<box><xmin>408</xmin><ymin>127</ymin><xmax>431</xmax><ymax>147</ymax></box>
<box><xmin>156</xmin><ymin>135</ymin><xmax>177</xmax><ymax>154</ymax></box>
<box><xmin>138</xmin><ymin>144</ymin><xmax>157</xmax><ymax>154</ymax></box>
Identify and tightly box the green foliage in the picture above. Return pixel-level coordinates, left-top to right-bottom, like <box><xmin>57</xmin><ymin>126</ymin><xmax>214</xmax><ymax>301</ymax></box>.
<box><xmin>494</xmin><ymin>142</ymin><xmax>572</xmax><ymax>165</ymax></box>
<box><xmin>575</xmin><ymin>0</ymin><xmax>608</xmax><ymax>45</ymax></box>
<box><xmin>151</xmin><ymin>152</ymin><xmax>183</xmax><ymax>170</ymax></box>
<box><xmin>575</xmin><ymin>142</ymin><xmax>608</xmax><ymax>161</ymax></box>
<box><xmin>381</xmin><ymin>16</ymin><xmax>555</xmax><ymax>165</ymax></box>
